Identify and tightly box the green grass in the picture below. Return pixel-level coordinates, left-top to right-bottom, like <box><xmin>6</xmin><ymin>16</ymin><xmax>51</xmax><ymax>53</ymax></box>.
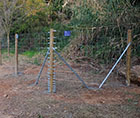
<box><xmin>33</xmin><ymin>58</ymin><xmax>41</xmax><ymax>65</ymax></box>
<box><xmin>22</xmin><ymin>51</ymin><xmax>38</xmax><ymax>58</ymax></box>
<box><xmin>38</xmin><ymin>114</ymin><xmax>44</xmax><ymax>118</ymax></box>
<box><xmin>2</xmin><ymin>49</ymin><xmax>15</xmax><ymax>54</ymax></box>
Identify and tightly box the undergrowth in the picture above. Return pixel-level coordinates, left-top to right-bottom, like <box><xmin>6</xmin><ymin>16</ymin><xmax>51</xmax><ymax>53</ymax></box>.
<box><xmin>22</xmin><ymin>51</ymin><xmax>38</xmax><ymax>58</ymax></box>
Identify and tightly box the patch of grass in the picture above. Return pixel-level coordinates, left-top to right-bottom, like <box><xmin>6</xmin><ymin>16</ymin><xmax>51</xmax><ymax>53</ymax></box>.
<box><xmin>127</xmin><ymin>98</ymin><xmax>133</xmax><ymax>103</ymax></box>
<box><xmin>38</xmin><ymin>114</ymin><xmax>44</xmax><ymax>118</ymax></box>
<box><xmin>33</xmin><ymin>58</ymin><xmax>40</xmax><ymax>65</ymax></box>
<box><xmin>22</xmin><ymin>51</ymin><xmax>38</xmax><ymax>58</ymax></box>
<box><xmin>125</xmin><ymin>92</ymin><xmax>140</xmax><ymax>106</ymax></box>
<box><xmin>2</xmin><ymin>49</ymin><xmax>15</xmax><ymax>54</ymax></box>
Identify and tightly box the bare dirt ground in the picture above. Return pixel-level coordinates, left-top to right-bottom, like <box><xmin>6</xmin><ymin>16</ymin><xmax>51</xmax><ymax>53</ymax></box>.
<box><xmin>0</xmin><ymin>56</ymin><xmax>140</xmax><ymax>118</ymax></box>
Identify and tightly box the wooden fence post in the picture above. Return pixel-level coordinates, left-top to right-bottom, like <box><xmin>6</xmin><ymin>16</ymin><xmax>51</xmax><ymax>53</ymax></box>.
<box><xmin>0</xmin><ymin>40</ymin><xmax>2</xmax><ymax>65</ymax></box>
<box><xmin>49</xmin><ymin>29</ymin><xmax>54</xmax><ymax>92</ymax></box>
<box><xmin>15</xmin><ymin>34</ymin><xmax>18</xmax><ymax>75</ymax></box>
<box><xmin>7</xmin><ymin>34</ymin><xmax>10</xmax><ymax>56</ymax></box>
<box><xmin>126</xmin><ymin>29</ymin><xmax>132</xmax><ymax>86</ymax></box>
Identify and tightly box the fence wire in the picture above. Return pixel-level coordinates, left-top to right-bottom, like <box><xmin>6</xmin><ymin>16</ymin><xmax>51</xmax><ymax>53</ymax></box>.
<box><xmin>1</xmin><ymin>26</ymin><xmax>140</xmax><ymax>65</ymax></box>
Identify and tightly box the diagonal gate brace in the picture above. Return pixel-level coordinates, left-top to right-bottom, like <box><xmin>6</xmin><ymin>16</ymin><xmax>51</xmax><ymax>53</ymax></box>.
<box><xmin>33</xmin><ymin>42</ymin><xmax>131</xmax><ymax>91</ymax></box>
<box><xmin>53</xmin><ymin>49</ymin><xmax>99</xmax><ymax>90</ymax></box>
<box><xmin>34</xmin><ymin>49</ymin><xmax>50</xmax><ymax>85</ymax></box>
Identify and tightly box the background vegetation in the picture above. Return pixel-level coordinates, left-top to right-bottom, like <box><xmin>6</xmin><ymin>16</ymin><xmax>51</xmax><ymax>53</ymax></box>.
<box><xmin>0</xmin><ymin>0</ymin><xmax>139</xmax><ymax>64</ymax></box>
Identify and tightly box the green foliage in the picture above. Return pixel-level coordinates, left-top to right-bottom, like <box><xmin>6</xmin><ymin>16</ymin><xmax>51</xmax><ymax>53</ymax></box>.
<box><xmin>33</xmin><ymin>58</ymin><xmax>41</xmax><ymax>65</ymax></box>
<box><xmin>70</xmin><ymin>1</ymin><xmax>100</xmax><ymax>27</ymax></box>
<box><xmin>63</xmin><ymin>5</ymin><xmax>72</xmax><ymax>20</ymax></box>
<box><xmin>38</xmin><ymin>114</ymin><xmax>44</xmax><ymax>118</ymax></box>
<box><xmin>12</xmin><ymin>11</ymin><xmax>50</xmax><ymax>33</ymax></box>
<box><xmin>22</xmin><ymin>51</ymin><xmax>38</xmax><ymax>58</ymax></box>
<box><xmin>2</xmin><ymin>0</ymin><xmax>139</xmax><ymax>65</ymax></box>
<box><xmin>51</xmin><ymin>0</ymin><xmax>64</xmax><ymax>12</ymax></box>
<box><xmin>71</xmin><ymin>6</ymin><xmax>94</xmax><ymax>26</ymax></box>
<box><xmin>104</xmin><ymin>0</ymin><xmax>140</xmax><ymax>26</ymax></box>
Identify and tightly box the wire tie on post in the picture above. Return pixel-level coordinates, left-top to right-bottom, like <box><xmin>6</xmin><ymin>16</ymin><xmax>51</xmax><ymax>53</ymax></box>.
<box><xmin>53</xmin><ymin>47</ymin><xmax>57</xmax><ymax>50</ymax></box>
<box><xmin>48</xmin><ymin>60</ymin><xmax>56</xmax><ymax>63</ymax></box>
<box><xmin>48</xmin><ymin>68</ymin><xmax>56</xmax><ymax>71</ymax></box>
<box><xmin>48</xmin><ymin>42</ymin><xmax>56</xmax><ymax>44</ymax></box>
<box><xmin>48</xmin><ymin>65</ymin><xmax>56</xmax><ymax>67</ymax></box>
<box><xmin>47</xmin><ymin>72</ymin><xmax>56</xmax><ymax>74</ymax></box>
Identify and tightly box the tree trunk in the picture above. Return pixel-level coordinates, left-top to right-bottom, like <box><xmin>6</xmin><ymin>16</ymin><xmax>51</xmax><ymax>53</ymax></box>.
<box><xmin>7</xmin><ymin>32</ymin><xmax>10</xmax><ymax>56</ymax></box>
<box><xmin>0</xmin><ymin>40</ymin><xmax>2</xmax><ymax>65</ymax></box>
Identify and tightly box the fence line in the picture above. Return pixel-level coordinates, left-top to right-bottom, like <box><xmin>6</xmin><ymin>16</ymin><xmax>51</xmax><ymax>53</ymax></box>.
<box><xmin>1</xmin><ymin>27</ymin><xmax>139</xmax><ymax>65</ymax></box>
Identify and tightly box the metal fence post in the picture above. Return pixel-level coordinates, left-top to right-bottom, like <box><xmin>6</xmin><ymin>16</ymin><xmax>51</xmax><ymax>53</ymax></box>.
<box><xmin>15</xmin><ymin>34</ymin><xmax>18</xmax><ymax>75</ymax></box>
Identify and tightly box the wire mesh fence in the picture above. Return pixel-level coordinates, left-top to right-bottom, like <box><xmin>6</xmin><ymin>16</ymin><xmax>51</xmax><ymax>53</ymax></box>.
<box><xmin>1</xmin><ymin>26</ymin><xmax>140</xmax><ymax>66</ymax></box>
<box><xmin>60</xmin><ymin>27</ymin><xmax>140</xmax><ymax>65</ymax></box>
